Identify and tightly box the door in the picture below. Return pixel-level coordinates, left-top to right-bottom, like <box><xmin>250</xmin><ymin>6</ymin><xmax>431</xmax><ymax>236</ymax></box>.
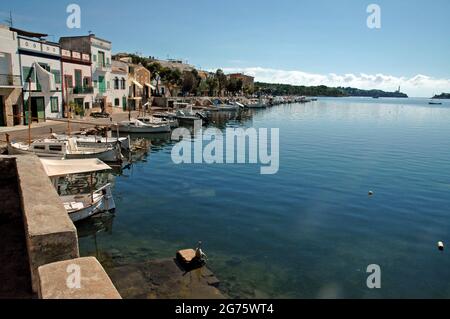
<box><xmin>122</xmin><ymin>96</ymin><xmax>127</xmax><ymax>111</ymax></box>
<box><xmin>0</xmin><ymin>96</ymin><xmax>5</xmax><ymax>126</ymax></box>
<box><xmin>98</xmin><ymin>51</ymin><xmax>105</xmax><ymax>67</ymax></box>
<box><xmin>98</xmin><ymin>76</ymin><xmax>106</xmax><ymax>94</ymax></box>
<box><xmin>25</xmin><ymin>97</ymin><xmax>45</xmax><ymax>124</ymax></box>
<box><xmin>13</xmin><ymin>104</ymin><xmax>20</xmax><ymax>126</ymax></box>
<box><xmin>74</xmin><ymin>70</ymin><xmax>82</xmax><ymax>91</ymax></box>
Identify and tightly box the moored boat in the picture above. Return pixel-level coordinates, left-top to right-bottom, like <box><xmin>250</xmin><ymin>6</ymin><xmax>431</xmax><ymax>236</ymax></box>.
<box><xmin>51</xmin><ymin>133</ymin><xmax>131</xmax><ymax>151</ymax></box>
<box><xmin>8</xmin><ymin>138</ymin><xmax>123</xmax><ymax>162</ymax></box>
<box><xmin>40</xmin><ymin>158</ymin><xmax>116</xmax><ymax>222</ymax></box>
<box><xmin>118</xmin><ymin>119</ymin><xmax>171</xmax><ymax>133</ymax></box>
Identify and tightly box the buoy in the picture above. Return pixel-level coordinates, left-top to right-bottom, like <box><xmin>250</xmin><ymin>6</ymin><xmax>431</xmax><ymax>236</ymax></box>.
<box><xmin>368</xmin><ymin>191</ymin><xmax>374</xmax><ymax>196</ymax></box>
<box><xmin>438</xmin><ymin>241</ymin><xmax>444</xmax><ymax>251</ymax></box>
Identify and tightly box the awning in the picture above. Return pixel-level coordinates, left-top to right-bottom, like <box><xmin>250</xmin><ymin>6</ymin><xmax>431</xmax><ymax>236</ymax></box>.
<box><xmin>132</xmin><ymin>80</ymin><xmax>143</xmax><ymax>89</ymax></box>
<box><xmin>145</xmin><ymin>82</ymin><xmax>156</xmax><ymax>90</ymax></box>
<box><xmin>40</xmin><ymin>158</ymin><xmax>111</xmax><ymax>177</ymax></box>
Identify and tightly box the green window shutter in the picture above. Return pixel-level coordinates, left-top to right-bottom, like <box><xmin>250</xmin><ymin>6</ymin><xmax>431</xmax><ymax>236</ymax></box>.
<box><xmin>51</xmin><ymin>70</ymin><xmax>61</xmax><ymax>84</ymax></box>
<box><xmin>51</xmin><ymin>97</ymin><xmax>59</xmax><ymax>113</ymax></box>
<box><xmin>93</xmin><ymin>54</ymin><xmax>97</xmax><ymax>62</ymax></box>
<box><xmin>22</xmin><ymin>67</ymin><xmax>35</xmax><ymax>83</ymax></box>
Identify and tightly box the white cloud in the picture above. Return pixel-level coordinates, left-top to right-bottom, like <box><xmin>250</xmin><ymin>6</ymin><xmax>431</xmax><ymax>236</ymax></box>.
<box><xmin>220</xmin><ymin>67</ymin><xmax>450</xmax><ymax>97</ymax></box>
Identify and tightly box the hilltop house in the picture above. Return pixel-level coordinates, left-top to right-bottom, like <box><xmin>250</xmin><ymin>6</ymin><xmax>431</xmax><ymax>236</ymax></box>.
<box><xmin>127</xmin><ymin>63</ymin><xmax>152</xmax><ymax>111</ymax></box>
<box><xmin>17</xmin><ymin>28</ymin><xmax>63</xmax><ymax>123</ymax></box>
<box><xmin>0</xmin><ymin>25</ymin><xmax>23</xmax><ymax>127</ymax></box>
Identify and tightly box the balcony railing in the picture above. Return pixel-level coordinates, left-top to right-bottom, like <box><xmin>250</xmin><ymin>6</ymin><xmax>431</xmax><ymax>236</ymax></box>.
<box><xmin>73</xmin><ymin>86</ymin><xmax>94</xmax><ymax>94</ymax></box>
<box><xmin>0</xmin><ymin>74</ymin><xmax>22</xmax><ymax>87</ymax></box>
<box><xmin>96</xmin><ymin>62</ymin><xmax>111</xmax><ymax>71</ymax></box>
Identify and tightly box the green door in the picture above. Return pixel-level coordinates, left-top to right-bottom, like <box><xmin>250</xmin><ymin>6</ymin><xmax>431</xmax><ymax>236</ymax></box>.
<box><xmin>24</xmin><ymin>97</ymin><xmax>45</xmax><ymax>124</ymax></box>
<box><xmin>75</xmin><ymin>70</ymin><xmax>82</xmax><ymax>91</ymax></box>
<box><xmin>0</xmin><ymin>96</ymin><xmax>5</xmax><ymax>126</ymax></box>
<box><xmin>98</xmin><ymin>51</ymin><xmax>105</xmax><ymax>67</ymax></box>
<box><xmin>98</xmin><ymin>76</ymin><xmax>106</xmax><ymax>94</ymax></box>
<box><xmin>122</xmin><ymin>96</ymin><xmax>127</xmax><ymax>111</ymax></box>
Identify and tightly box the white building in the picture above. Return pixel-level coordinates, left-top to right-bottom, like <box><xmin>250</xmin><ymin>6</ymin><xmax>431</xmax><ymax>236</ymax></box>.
<box><xmin>0</xmin><ymin>25</ymin><xmax>23</xmax><ymax>126</ymax></box>
<box><xmin>60</xmin><ymin>35</ymin><xmax>112</xmax><ymax>110</ymax></box>
<box><xmin>110</xmin><ymin>60</ymin><xmax>128</xmax><ymax>112</ymax></box>
<box><xmin>61</xmin><ymin>48</ymin><xmax>94</xmax><ymax>114</ymax></box>
<box><xmin>17</xmin><ymin>28</ymin><xmax>63</xmax><ymax>122</ymax></box>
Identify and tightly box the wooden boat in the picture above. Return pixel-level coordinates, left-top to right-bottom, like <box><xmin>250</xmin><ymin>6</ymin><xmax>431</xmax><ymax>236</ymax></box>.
<box><xmin>429</xmin><ymin>101</ymin><xmax>443</xmax><ymax>105</ymax></box>
<box><xmin>118</xmin><ymin>119</ymin><xmax>171</xmax><ymax>133</ymax></box>
<box><xmin>51</xmin><ymin>133</ymin><xmax>131</xmax><ymax>151</ymax></box>
<box><xmin>40</xmin><ymin>158</ymin><xmax>116</xmax><ymax>223</ymax></box>
<box><xmin>8</xmin><ymin>138</ymin><xmax>123</xmax><ymax>162</ymax></box>
<box><xmin>137</xmin><ymin>116</ymin><xmax>179</xmax><ymax>128</ymax></box>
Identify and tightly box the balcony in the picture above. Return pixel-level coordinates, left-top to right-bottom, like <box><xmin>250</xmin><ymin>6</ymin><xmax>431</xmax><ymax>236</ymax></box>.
<box><xmin>72</xmin><ymin>86</ymin><xmax>94</xmax><ymax>94</ymax></box>
<box><xmin>95</xmin><ymin>62</ymin><xmax>111</xmax><ymax>72</ymax></box>
<box><xmin>0</xmin><ymin>74</ymin><xmax>22</xmax><ymax>87</ymax></box>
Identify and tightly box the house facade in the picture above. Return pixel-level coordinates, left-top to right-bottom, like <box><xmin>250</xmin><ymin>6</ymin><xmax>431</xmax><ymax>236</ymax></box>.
<box><xmin>227</xmin><ymin>73</ymin><xmax>255</xmax><ymax>91</ymax></box>
<box><xmin>128</xmin><ymin>63</ymin><xmax>152</xmax><ymax>110</ymax></box>
<box><xmin>0</xmin><ymin>25</ymin><xmax>23</xmax><ymax>127</ymax></box>
<box><xmin>60</xmin><ymin>35</ymin><xmax>112</xmax><ymax>110</ymax></box>
<box><xmin>61</xmin><ymin>48</ymin><xmax>94</xmax><ymax>115</ymax></box>
<box><xmin>17</xmin><ymin>29</ymin><xmax>63</xmax><ymax>123</ymax></box>
<box><xmin>110</xmin><ymin>60</ymin><xmax>128</xmax><ymax>111</ymax></box>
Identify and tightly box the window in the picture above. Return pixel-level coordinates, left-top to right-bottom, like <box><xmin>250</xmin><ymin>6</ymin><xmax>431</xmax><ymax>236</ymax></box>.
<box><xmin>93</xmin><ymin>54</ymin><xmax>97</xmax><ymax>62</ymax></box>
<box><xmin>107</xmin><ymin>81</ymin><xmax>110</xmax><ymax>89</ymax></box>
<box><xmin>49</xmin><ymin>145</ymin><xmax>62</xmax><ymax>152</ymax></box>
<box><xmin>33</xmin><ymin>145</ymin><xmax>45</xmax><ymax>150</ymax></box>
<box><xmin>51</xmin><ymin>70</ymin><xmax>61</xmax><ymax>84</ymax></box>
<box><xmin>114</xmin><ymin>77</ymin><xmax>119</xmax><ymax>90</ymax></box>
<box><xmin>106</xmin><ymin>57</ymin><xmax>110</xmax><ymax>66</ymax></box>
<box><xmin>93</xmin><ymin>80</ymin><xmax>97</xmax><ymax>88</ymax></box>
<box><xmin>22</xmin><ymin>67</ymin><xmax>35</xmax><ymax>83</ymax></box>
<box><xmin>114</xmin><ymin>98</ymin><xmax>120</xmax><ymax>106</ymax></box>
<box><xmin>65</xmin><ymin>75</ymin><xmax>73</xmax><ymax>88</ymax></box>
<box><xmin>83</xmin><ymin>77</ymin><xmax>91</xmax><ymax>87</ymax></box>
<box><xmin>121</xmin><ymin>78</ymin><xmax>126</xmax><ymax>90</ymax></box>
<box><xmin>50</xmin><ymin>97</ymin><xmax>59</xmax><ymax>113</ymax></box>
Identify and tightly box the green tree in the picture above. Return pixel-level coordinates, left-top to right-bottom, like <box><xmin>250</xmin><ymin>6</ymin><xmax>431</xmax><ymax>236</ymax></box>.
<box><xmin>206</xmin><ymin>77</ymin><xmax>219</xmax><ymax>96</ymax></box>
<box><xmin>215</xmin><ymin>69</ymin><xmax>228</xmax><ymax>96</ymax></box>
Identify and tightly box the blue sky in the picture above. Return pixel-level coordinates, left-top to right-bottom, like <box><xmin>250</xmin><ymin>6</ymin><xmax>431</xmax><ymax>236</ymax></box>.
<box><xmin>1</xmin><ymin>0</ymin><xmax>449</xmax><ymax>96</ymax></box>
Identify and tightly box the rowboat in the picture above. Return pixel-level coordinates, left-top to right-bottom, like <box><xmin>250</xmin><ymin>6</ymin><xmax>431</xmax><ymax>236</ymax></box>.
<box><xmin>118</xmin><ymin>119</ymin><xmax>171</xmax><ymax>133</ymax></box>
<box><xmin>8</xmin><ymin>138</ymin><xmax>123</xmax><ymax>162</ymax></box>
<box><xmin>40</xmin><ymin>158</ymin><xmax>116</xmax><ymax>223</ymax></box>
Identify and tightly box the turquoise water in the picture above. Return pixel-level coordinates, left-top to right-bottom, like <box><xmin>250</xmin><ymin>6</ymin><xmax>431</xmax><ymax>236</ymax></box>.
<box><xmin>78</xmin><ymin>97</ymin><xmax>450</xmax><ymax>298</ymax></box>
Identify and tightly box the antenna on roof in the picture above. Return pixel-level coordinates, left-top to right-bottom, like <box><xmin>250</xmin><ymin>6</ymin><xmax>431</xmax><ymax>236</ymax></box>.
<box><xmin>4</xmin><ymin>11</ymin><xmax>13</xmax><ymax>27</ymax></box>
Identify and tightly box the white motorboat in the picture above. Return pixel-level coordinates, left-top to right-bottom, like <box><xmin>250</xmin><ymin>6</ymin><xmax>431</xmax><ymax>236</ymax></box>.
<box><xmin>40</xmin><ymin>158</ymin><xmax>116</xmax><ymax>222</ymax></box>
<box><xmin>8</xmin><ymin>138</ymin><xmax>123</xmax><ymax>162</ymax></box>
<box><xmin>118</xmin><ymin>119</ymin><xmax>171</xmax><ymax>133</ymax></box>
<box><xmin>51</xmin><ymin>133</ymin><xmax>131</xmax><ymax>151</ymax></box>
<box><xmin>247</xmin><ymin>98</ymin><xmax>267</xmax><ymax>108</ymax></box>
<box><xmin>137</xmin><ymin>116</ymin><xmax>179</xmax><ymax>128</ymax></box>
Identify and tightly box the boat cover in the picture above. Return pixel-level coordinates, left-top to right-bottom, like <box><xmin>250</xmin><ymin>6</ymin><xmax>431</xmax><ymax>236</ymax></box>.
<box><xmin>40</xmin><ymin>158</ymin><xmax>111</xmax><ymax>177</ymax></box>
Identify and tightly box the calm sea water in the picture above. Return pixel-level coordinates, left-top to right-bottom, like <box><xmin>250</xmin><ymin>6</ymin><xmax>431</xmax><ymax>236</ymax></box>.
<box><xmin>78</xmin><ymin>97</ymin><xmax>450</xmax><ymax>299</ymax></box>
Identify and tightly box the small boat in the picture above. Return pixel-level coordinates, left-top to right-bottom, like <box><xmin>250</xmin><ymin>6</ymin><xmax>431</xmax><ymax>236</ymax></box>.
<box><xmin>137</xmin><ymin>116</ymin><xmax>179</xmax><ymax>128</ymax></box>
<box><xmin>8</xmin><ymin>138</ymin><xmax>123</xmax><ymax>162</ymax></box>
<box><xmin>429</xmin><ymin>101</ymin><xmax>443</xmax><ymax>105</ymax></box>
<box><xmin>51</xmin><ymin>133</ymin><xmax>131</xmax><ymax>151</ymax></box>
<box><xmin>118</xmin><ymin>119</ymin><xmax>171</xmax><ymax>133</ymax></box>
<box><xmin>211</xmin><ymin>100</ymin><xmax>239</xmax><ymax>111</ymax></box>
<box><xmin>247</xmin><ymin>98</ymin><xmax>267</xmax><ymax>109</ymax></box>
<box><xmin>40</xmin><ymin>158</ymin><xmax>116</xmax><ymax>222</ymax></box>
